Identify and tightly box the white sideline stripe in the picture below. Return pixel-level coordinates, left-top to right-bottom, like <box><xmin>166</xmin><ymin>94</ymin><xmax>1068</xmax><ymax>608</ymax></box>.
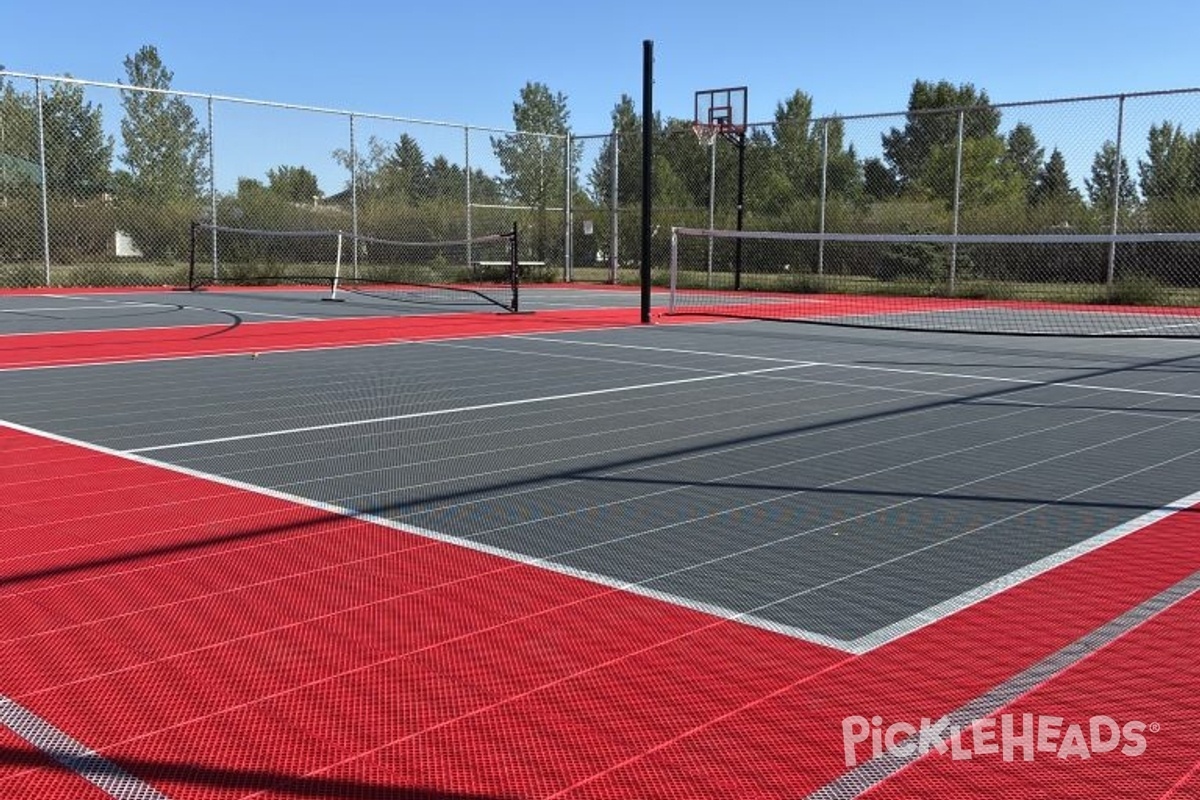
<box><xmin>5</xmin><ymin>417</ymin><xmax>1199</xmax><ymax>660</ymax></box>
<box><xmin>126</xmin><ymin>363</ymin><xmax>817</xmax><ymax>453</ymax></box>
<box><xmin>500</xmin><ymin>336</ymin><xmax>1200</xmax><ymax>401</ymax></box>
<box><xmin>0</xmin><ymin>694</ymin><xmax>168</xmax><ymax>799</ymax></box>
<box><xmin>846</xmin><ymin>486</ymin><xmax>1200</xmax><ymax>652</ymax></box>
<box><xmin>0</xmin><ymin>418</ymin><xmax>856</xmax><ymax>657</ymax></box>
<box><xmin>0</xmin><ymin>304</ymin><xmax>169</xmax><ymax>313</ymax></box>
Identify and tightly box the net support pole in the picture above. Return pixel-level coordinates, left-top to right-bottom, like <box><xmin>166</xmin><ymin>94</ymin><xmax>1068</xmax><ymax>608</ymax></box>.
<box><xmin>668</xmin><ymin>227</ymin><xmax>678</xmax><ymax>314</ymax></box>
<box><xmin>510</xmin><ymin>221</ymin><xmax>521</xmax><ymax>313</ymax></box>
<box><xmin>330</xmin><ymin>232</ymin><xmax>343</xmax><ymax>300</ymax></box>
<box><xmin>187</xmin><ymin>221</ymin><xmax>198</xmax><ymax>290</ymax></box>
<box><xmin>640</xmin><ymin>39</ymin><xmax>654</xmax><ymax>325</ymax></box>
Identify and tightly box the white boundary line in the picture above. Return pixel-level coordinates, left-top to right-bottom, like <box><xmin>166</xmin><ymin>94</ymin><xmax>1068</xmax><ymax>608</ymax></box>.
<box><xmin>126</xmin><ymin>363</ymin><xmax>817</xmax><ymax>453</ymax></box>
<box><xmin>0</xmin><ymin>693</ymin><xmax>167</xmax><ymax>798</ymax></box>
<box><xmin>0</xmin><ymin>419</ymin><xmax>855</xmax><ymax>656</ymax></box>
<box><xmin>505</xmin><ymin>335</ymin><xmax>1200</xmax><ymax>401</ymax></box>
<box><xmin>846</xmin><ymin>487</ymin><xmax>1200</xmax><ymax>651</ymax></box>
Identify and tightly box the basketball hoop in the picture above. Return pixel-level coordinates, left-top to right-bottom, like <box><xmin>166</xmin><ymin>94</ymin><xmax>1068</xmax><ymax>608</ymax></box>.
<box><xmin>692</xmin><ymin>122</ymin><xmax>720</xmax><ymax>148</ymax></box>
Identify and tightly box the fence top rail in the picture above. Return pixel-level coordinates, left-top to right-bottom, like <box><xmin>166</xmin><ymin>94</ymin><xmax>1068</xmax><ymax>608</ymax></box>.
<box><xmin>738</xmin><ymin>86</ymin><xmax>1200</xmax><ymax>130</ymax></box>
<box><xmin>0</xmin><ymin>70</ymin><xmax>567</xmax><ymax>140</ymax></box>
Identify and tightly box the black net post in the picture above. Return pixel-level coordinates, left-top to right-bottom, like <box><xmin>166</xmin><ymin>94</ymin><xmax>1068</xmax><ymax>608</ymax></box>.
<box><xmin>187</xmin><ymin>221</ymin><xmax>198</xmax><ymax>290</ymax></box>
<box><xmin>510</xmin><ymin>221</ymin><xmax>520</xmax><ymax>313</ymax></box>
<box><xmin>640</xmin><ymin>40</ymin><xmax>654</xmax><ymax>324</ymax></box>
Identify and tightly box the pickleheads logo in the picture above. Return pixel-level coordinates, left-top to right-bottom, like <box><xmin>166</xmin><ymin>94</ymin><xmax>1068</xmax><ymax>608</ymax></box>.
<box><xmin>842</xmin><ymin>714</ymin><xmax>1155</xmax><ymax>767</ymax></box>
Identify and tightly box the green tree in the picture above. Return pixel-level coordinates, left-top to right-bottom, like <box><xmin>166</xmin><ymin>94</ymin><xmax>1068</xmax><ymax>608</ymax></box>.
<box><xmin>1085</xmin><ymin>141</ymin><xmax>1137</xmax><ymax>211</ymax></box>
<box><xmin>1029</xmin><ymin>148</ymin><xmax>1081</xmax><ymax>208</ymax></box>
<box><xmin>1139</xmin><ymin>121</ymin><xmax>1193</xmax><ymax>202</ymax></box>
<box><xmin>1002</xmin><ymin>122</ymin><xmax>1043</xmax><ymax>201</ymax></box>
<box><xmin>332</xmin><ymin>135</ymin><xmax>388</xmax><ymax>198</ymax></box>
<box><xmin>923</xmin><ymin>134</ymin><xmax>1024</xmax><ymax>208</ymax></box>
<box><xmin>118</xmin><ymin>45</ymin><xmax>209</xmax><ymax>200</ymax></box>
<box><xmin>863</xmin><ymin>157</ymin><xmax>899</xmax><ymax>200</ymax></box>
<box><xmin>376</xmin><ymin>134</ymin><xmax>429</xmax><ymax>201</ymax></box>
<box><xmin>588</xmin><ymin>94</ymin><xmax>641</xmax><ymax>207</ymax></box>
<box><xmin>881</xmin><ymin>80</ymin><xmax>1001</xmax><ymax>194</ymax></box>
<box><xmin>267</xmin><ymin>165</ymin><xmax>319</xmax><ymax>203</ymax></box>
<box><xmin>0</xmin><ymin>80</ymin><xmax>39</xmax><ymax>196</ymax></box>
<box><xmin>41</xmin><ymin>80</ymin><xmax>113</xmax><ymax>198</ymax></box>
<box><xmin>772</xmin><ymin>91</ymin><xmax>821</xmax><ymax>197</ymax></box>
<box><xmin>823</xmin><ymin>119</ymin><xmax>863</xmax><ymax>204</ymax></box>
<box><xmin>492</xmin><ymin>82</ymin><xmax>578</xmax><ymax>258</ymax></box>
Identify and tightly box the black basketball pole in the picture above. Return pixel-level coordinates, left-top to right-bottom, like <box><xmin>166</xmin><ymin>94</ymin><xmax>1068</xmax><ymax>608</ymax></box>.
<box><xmin>640</xmin><ymin>40</ymin><xmax>654</xmax><ymax>325</ymax></box>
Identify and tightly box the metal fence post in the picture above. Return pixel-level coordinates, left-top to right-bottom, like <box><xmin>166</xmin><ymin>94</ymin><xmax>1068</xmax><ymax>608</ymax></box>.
<box><xmin>34</xmin><ymin>78</ymin><xmax>50</xmax><ymax>286</ymax></box>
<box><xmin>565</xmin><ymin>134</ymin><xmax>573</xmax><ymax>282</ymax></box>
<box><xmin>349</xmin><ymin>113</ymin><xmax>358</xmax><ymax>279</ymax></box>
<box><xmin>949</xmin><ymin>109</ymin><xmax>965</xmax><ymax>295</ymax></box>
<box><xmin>1107</xmin><ymin>94</ymin><xmax>1126</xmax><ymax>287</ymax></box>
<box><xmin>208</xmin><ymin>96</ymin><xmax>218</xmax><ymax>280</ymax></box>
<box><xmin>610</xmin><ymin>131</ymin><xmax>619</xmax><ymax>284</ymax></box>
<box><xmin>465</xmin><ymin>126</ymin><xmax>472</xmax><ymax>266</ymax></box>
<box><xmin>818</xmin><ymin>119</ymin><xmax>829</xmax><ymax>275</ymax></box>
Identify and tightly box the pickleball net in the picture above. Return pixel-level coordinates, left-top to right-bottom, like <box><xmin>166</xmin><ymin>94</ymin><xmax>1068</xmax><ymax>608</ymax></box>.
<box><xmin>188</xmin><ymin>222</ymin><xmax>520</xmax><ymax>312</ymax></box>
<box><xmin>667</xmin><ymin>226</ymin><xmax>1200</xmax><ymax>337</ymax></box>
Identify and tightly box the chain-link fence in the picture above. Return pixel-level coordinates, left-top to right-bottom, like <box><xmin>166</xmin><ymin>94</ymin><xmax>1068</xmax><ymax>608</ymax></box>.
<box><xmin>4</xmin><ymin>71</ymin><xmax>1199</xmax><ymax>292</ymax></box>
<box><xmin>0</xmin><ymin>71</ymin><xmax>566</xmax><ymax>288</ymax></box>
<box><xmin>575</xmin><ymin>88</ymin><xmax>1200</xmax><ymax>294</ymax></box>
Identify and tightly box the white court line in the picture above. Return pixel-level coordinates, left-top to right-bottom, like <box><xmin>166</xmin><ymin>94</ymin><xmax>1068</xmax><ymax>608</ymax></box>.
<box><xmin>127</xmin><ymin>362</ymin><xmax>817</xmax><ymax>453</ymax></box>
<box><xmin>1097</xmin><ymin>320</ymin><xmax>1200</xmax><ymax>335</ymax></box>
<box><xmin>0</xmin><ymin>695</ymin><xmax>168</xmax><ymax>800</ymax></box>
<box><xmin>505</xmin><ymin>335</ymin><xmax>1200</xmax><ymax>401</ymax></box>
<box><xmin>1</xmin><ymin>418</ymin><xmax>855</xmax><ymax>654</ymax></box>
<box><xmin>0</xmin><ymin>303</ymin><xmax>171</xmax><ymax>313</ymax></box>
<box><xmin>849</xmin><ymin>486</ymin><xmax>1200</xmax><ymax>651</ymax></box>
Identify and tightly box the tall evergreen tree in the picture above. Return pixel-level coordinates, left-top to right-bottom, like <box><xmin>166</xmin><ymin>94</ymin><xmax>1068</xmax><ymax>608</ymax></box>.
<box><xmin>492</xmin><ymin>82</ymin><xmax>578</xmax><ymax>258</ymax></box>
<box><xmin>377</xmin><ymin>134</ymin><xmax>429</xmax><ymax>201</ymax></box>
<box><xmin>0</xmin><ymin>80</ymin><xmax>38</xmax><ymax>194</ymax></box>
<box><xmin>862</xmin><ymin>157</ymin><xmax>899</xmax><ymax>200</ymax></box>
<box><xmin>1029</xmin><ymin>148</ymin><xmax>1080</xmax><ymax>207</ymax></box>
<box><xmin>881</xmin><ymin>80</ymin><xmax>1001</xmax><ymax>192</ymax></box>
<box><xmin>118</xmin><ymin>45</ymin><xmax>208</xmax><ymax>200</ymax></box>
<box><xmin>41</xmin><ymin>80</ymin><xmax>113</xmax><ymax>198</ymax></box>
<box><xmin>588</xmin><ymin>95</ymin><xmax>641</xmax><ymax>207</ymax></box>
<box><xmin>1139</xmin><ymin>121</ymin><xmax>1193</xmax><ymax>202</ymax></box>
<box><xmin>1003</xmin><ymin>122</ymin><xmax>1044</xmax><ymax>199</ymax></box>
<box><xmin>1085</xmin><ymin>141</ymin><xmax>1137</xmax><ymax>211</ymax></box>
<box><xmin>773</xmin><ymin>91</ymin><xmax>821</xmax><ymax>197</ymax></box>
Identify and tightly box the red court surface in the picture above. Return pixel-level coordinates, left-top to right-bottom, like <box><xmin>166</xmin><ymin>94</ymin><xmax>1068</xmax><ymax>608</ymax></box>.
<box><xmin>2</xmin><ymin>304</ymin><xmax>1199</xmax><ymax>798</ymax></box>
<box><xmin>0</xmin><ymin>307</ymin><xmax>648</xmax><ymax>369</ymax></box>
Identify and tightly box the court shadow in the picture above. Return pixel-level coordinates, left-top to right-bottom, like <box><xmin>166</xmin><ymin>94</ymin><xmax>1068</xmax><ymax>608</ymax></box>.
<box><xmin>0</xmin><ymin>742</ymin><xmax>513</xmax><ymax>799</ymax></box>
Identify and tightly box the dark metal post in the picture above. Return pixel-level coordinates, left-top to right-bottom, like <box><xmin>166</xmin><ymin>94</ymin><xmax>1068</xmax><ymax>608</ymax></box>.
<box><xmin>640</xmin><ymin>40</ymin><xmax>654</xmax><ymax>324</ymax></box>
<box><xmin>510</xmin><ymin>221</ymin><xmax>520</xmax><ymax>313</ymax></box>
<box><xmin>188</xmin><ymin>221</ymin><xmax>198</xmax><ymax>290</ymax></box>
<box><xmin>733</xmin><ymin>129</ymin><xmax>746</xmax><ymax>290</ymax></box>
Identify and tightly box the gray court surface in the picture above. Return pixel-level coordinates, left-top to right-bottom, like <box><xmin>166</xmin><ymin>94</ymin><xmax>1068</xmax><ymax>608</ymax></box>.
<box><xmin>4</xmin><ymin>295</ymin><xmax>1200</xmax><ymax>652</ymax></box>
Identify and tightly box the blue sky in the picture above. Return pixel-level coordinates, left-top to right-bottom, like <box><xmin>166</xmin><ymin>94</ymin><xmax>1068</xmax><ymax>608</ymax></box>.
<box><xmin>4</xmin><ymin>0</ymin><xmax>1200</xmax><ymax>194</ymax></box>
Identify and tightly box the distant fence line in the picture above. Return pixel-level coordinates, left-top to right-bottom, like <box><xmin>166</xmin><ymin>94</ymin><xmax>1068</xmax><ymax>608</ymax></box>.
<box><xmin>2</xmin><ymin>70</ymin><xmax>1200</xmax><ymax>289</ymax></box>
